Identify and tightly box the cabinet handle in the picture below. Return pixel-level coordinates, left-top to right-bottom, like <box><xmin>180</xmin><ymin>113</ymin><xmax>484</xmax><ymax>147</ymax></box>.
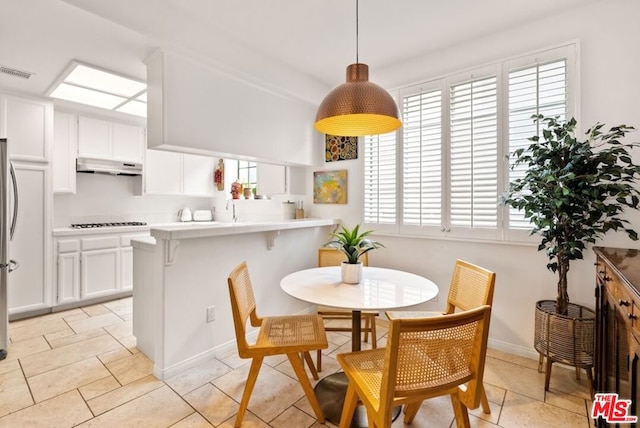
<box><xmin>619</xmin><ymin>299</ymin><xmax>631</xmax><ymax>307</ymax></box>
<box><xmin>598</xmin><ymin>270</ymin><xmax>606</xmax><ymax>275</ymax></box>
<box><xmin>629</xmin><ymin>313</ymin><xmax>637</xmax><ymax>320</ymax></box>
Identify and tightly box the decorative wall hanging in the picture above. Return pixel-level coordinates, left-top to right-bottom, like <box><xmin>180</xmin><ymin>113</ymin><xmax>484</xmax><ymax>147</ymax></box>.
<box><xmin>325</xmin><ymin>135</ymin><xmax>358</xmax><ymax>162</ymax></box>
<box><xmin>314</xmin><ymin>170</ymin><xmax>348</xmax><ymax>204</ymax></box>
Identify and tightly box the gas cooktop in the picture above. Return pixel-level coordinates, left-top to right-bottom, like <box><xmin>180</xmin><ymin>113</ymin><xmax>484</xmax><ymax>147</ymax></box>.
<box><xmin>70</xmin><ymin>221</ymin><xmax>148</xmax><ymax>229</ymax></box>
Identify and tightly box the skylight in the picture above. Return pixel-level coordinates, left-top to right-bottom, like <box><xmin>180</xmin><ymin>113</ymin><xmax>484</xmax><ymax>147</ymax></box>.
<box><xmin>47</xmin><ymin>62</ymin><xmax>147</xmax><ymax>118</ymax></box>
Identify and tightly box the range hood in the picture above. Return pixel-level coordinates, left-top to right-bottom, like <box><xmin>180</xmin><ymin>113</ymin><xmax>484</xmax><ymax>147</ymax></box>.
<box><xmin>76</xmin><ymin>157</ymin><xmax>142</xmax><ymax>176</ymax></box>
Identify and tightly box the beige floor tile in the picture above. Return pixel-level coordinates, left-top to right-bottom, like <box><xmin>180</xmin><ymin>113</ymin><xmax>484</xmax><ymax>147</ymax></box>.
<box><xmin>0</xmin><ymin>358</ymin><xmax>20</xmax><ymax>376</ymax></box>
<box><xmin>67</xmin><ymin>312</ymin><xmax>124</xmax><ymax>334</ymax></box>
<box><xmin>45</xmin><ymin>327</ymin><xmax>108</xmax><ymax>348</ymax></box>
<box><xmin>483</xmin><ymin>355</ymin><xmax>546</xmax><ymax>402</ymax></box>
<box><xmin>483</xmin><ymin>382</ymin><xmax>507</xmax><ymax>406</ymax></box>
<box><xmin>8</xmin><ymin>308</ymin><xmax>82</xmax><ymax>329</ymax></box>
<box><xmin>1</xmin><ymin>335</ymin><xmax>49</xmax><ymax>363</ymax></box>
<box><xmin>545</xmin><ymin>386</ymin><xmax>591</xmax><ymax>416</ymax></box>
<box><xmin>545</xmin><ymin>363</ymin><xmax>592</xmax><ymax>400</ymax></box>
<box><xmin>170</xmin><ymin>412</ymin><xmax>215</xmax><ymax>427</ymax></box>
<box><xmin>487</xmin><ymin>348</ymin><xmax>540</xmax><ymax>370</ymax></box>
<box><xmin>87</xmin><ymin>374</ymin><xmax>164</xmax><ymax>416</ymax></box>
<box><xmin>0</xmin><ymin>368</ymin><xmax>33</xmax><ymax>417</ymax></box>
<box><xmin>273</xmin><ymin>354</ymin><xmax>341</xmax><ymax>387</ymax></box>
<box><xmin>164</xmin><ymin>356</ymin><xmax>232</xmax><ymax>395</ymax></box>
<box><xmin>77</xmin><ymin>385</ymin><xmax>193</xmax><ymax>428</ymax></box>
<box><xmin>9</xmin><ymin>317</ymin><xmax>68</xmax><ymax>342</ymax></box>
<box><xmin>97</xmin><ymin>346</ymin><xmax>132</xmax><ymax>365</ymax></box>
<box><xmin>270</xmin><ymin>406</ymin><xmax>317</xmax><ymax>427</ymax></box>
<box><xmin>28</xmin><ymin>357</ymin><xmax>111</xmax><ymax>403</ymax></box>
<box><xmin>469</xmin><ymin>399</ymin><xmax>502</xmax><ymax>424</ymax></box>
<box><xmin>81</xmin><ymin>303</ymin><xmax>112</xmax><ymax>317</ymax></box>
<box><xmin>62</xmin><ymin>311</ymin><xmax>90</xmax><ymax>323</ymax></box>
<box><xmin>391</xmin><ymin>395</ymin><xmax>454</xmax><ymax>427</ymax></box>
<box><xmin>78</xmin><ymin>375</ymin><xmax>121</xmax><ymax>401</ymax></box>
<box><xmin>117</xmin><ymin>334</ymin><xmax>139</xmax><ymax>353</ymax></box>
<box><xmin>102</xmin><ymin>297</ymin><xmax>133</xmax><ymax>317</ymax></box>
<box><xmin>20</xmin><ymin>334</ymin><xmax>123</xmax><ymax>377</ymax></box>
<box><xmin>263</xmin><ymin>354</ymin><xmax>288</xmax><ymax>367</ymax></box>
<box><xmin>219</xmin><ymin>350</ymin><xmax>250</xmax><ymax>369</ymax></box>
<box><xmin>183</xmin><ymin>383</ymin><xmax>239</xmax><ymax>425</ymax></box>
<box><xmin>105</xmin><ymin>351</ymin><xmax>153</xmax><ymax>385</ymax></box>
<box><xmin>213</xmin><ymin>361</ymin><xmax>306</xmax><ymax>423</ymax></box>
<box><xmin>499</xmin><ymin>391</ymin><xmax>589</xmax><ymax>428</ymax></box>
<box><xmin>218</xmin><ymin>411</ymin><xmax>270</xmax><ymax>428</ymax></box>
<box><xmin>0</xmin><ymin>390</ymin><xmax>92</xmax><ymax>428</ymax></box>
<box><xmin>103</xmin><ymin>319</ymin><xmax>132</xmax><ymax>339</ymax></box>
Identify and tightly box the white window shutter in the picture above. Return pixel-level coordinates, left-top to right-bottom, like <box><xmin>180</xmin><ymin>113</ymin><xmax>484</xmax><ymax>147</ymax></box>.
<box><xmin>364</xmin><ymin>132</ymin><xmax>397</xmax><ymax>224</ymax></box>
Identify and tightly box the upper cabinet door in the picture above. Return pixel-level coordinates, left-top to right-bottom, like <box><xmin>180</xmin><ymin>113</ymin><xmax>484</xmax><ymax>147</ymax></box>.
<box><xmin>112</xmin><ymin>122</ymin><xmax>144</xmax><ymax>163</ymax></box>
<box><xmin>182</xmin><ymin>154</ymin><xmax>215</xmax><ymax>196</ymax></box>
<box><xmin>53</xmin><ymin>111</ymin><xmax>77</xmax><ymax>194</ymax></box>
<box><xmin>3</xmin><ymin>94</ymin><xmax>52</xmax><ymax>162</ymax></box>
<box><xmin>78</xmin><ymin>116</ymin><xmax>111</xmax><ymax>159</ymax></box>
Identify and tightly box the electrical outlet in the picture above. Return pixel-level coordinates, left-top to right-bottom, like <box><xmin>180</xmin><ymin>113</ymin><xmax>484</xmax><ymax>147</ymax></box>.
<box><xmin>206</xmin><ymin>306</ymin><xmax>216</xmax><ymax>323</ymax></box>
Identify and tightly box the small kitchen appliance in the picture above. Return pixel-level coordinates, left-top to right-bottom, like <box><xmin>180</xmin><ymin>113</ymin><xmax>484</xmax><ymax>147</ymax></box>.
<box><xmin>179</xmin><ymin>207</ymin><xmax>193</xmax><ymax>222</ymax></box>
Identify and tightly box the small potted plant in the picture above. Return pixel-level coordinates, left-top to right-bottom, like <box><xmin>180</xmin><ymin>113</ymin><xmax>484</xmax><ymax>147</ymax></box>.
<box><xmin>325</xmin><ymin>224</ymin><xmax>384</xmax><ymax>284</ymax></box>
<box><xmin>502</xmin><ymin>114</ymin><xmax>640</xmax><ymax>391</ymax></box>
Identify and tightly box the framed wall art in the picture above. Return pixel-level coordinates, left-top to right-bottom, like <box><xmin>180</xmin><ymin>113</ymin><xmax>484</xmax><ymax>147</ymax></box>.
<box><xmin>313</xmin><ymin>170</ymin><xmax>348</xmax><ymax>204</ymax></box>
<box><xmin>325</xmin><ymin>135</ymin><xmax>357</xmax><ymax>162</ymax></box>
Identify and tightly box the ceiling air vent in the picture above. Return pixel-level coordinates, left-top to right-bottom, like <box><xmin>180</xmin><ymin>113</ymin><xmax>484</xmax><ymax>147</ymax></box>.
<box><xmin>0</xmin><ymin>65</ymin><xmax>32</xmax><ymax>80</ymax></box>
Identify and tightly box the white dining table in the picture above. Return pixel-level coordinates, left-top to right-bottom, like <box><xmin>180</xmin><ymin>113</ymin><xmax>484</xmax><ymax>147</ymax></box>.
<box><xmin>280</xmin><ymin>266</ymin><xmax>439</xmax><ymax>351</ymax></box>
<box><xmin>280</xmin><ymin>266</ymin><xmax>439</xmax><ymax>426</ymax></box>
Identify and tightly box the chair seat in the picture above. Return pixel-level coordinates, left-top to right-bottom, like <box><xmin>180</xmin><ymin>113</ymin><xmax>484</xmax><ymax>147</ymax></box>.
<box><xmin>254</xmin><ymin>314</ymin><xmax>328</xmax><ymax>355</ymax></box>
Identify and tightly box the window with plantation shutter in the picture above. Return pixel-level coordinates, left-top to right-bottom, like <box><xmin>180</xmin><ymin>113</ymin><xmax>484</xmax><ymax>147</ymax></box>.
<box><xmin>362</xmin><ymin>44</ymin><xmax>575</xmax><ymax>243</ymax></box>
<box><xmin>402</xmin><ymin>88</ymin><xmax>442</xmax><ymax>227</ymax></box>
<box><xmin>507</xmin><ymin>59</ymin><xmax>568</xmax><ymax>230</ymax></box>
<box><xmin>449</xmin><ymin>76</ymin><xmax>498</xmax><ymax>230</ymax></box>
<box><xmin>363</xmin><ymin>132</ymin><xmax>396</xmax><ymax>224</ymax></box>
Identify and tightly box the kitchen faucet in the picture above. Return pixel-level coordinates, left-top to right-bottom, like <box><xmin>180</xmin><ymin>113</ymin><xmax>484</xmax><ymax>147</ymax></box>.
<box><xmin>226</xmin><ymin>200</ymin><xmax>238</xmax><ymax>223</ymax></box>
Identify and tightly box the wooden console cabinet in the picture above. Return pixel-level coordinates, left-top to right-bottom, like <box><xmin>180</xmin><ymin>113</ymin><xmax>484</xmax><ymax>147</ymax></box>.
<box><xmin>594</xmin><ymin>246</ymin><xmax>640</xmax><ymax>427</ymax></box>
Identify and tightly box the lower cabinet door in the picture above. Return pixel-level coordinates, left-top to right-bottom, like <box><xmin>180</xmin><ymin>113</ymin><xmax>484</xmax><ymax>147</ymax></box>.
<box><xmin>120</xmin><ymin>247</ymin><xmax>133</xmax><ymax>292</ymax></box>
<box><xmin>81</xmin><ymin>248</ymin><xmax>119</xmax><ymax>299</ymax></box>
<box><xmin>57</xmin><ymin>252</ymin><xmax>80</xmax><ymax>304</ymax></box>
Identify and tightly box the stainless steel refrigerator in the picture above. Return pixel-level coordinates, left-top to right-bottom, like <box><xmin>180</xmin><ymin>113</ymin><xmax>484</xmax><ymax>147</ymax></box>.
<box><xmin>0</xmin><ymin>138</ymin><xmax>19</xmax><ymax>360</ymax></box>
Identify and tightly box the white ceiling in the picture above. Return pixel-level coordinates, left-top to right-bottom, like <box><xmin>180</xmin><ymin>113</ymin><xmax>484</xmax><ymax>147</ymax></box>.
<box><xmin>0</xmin><ymin>0</ymin><xmax>602</xmax><ymax>107</ymax></box>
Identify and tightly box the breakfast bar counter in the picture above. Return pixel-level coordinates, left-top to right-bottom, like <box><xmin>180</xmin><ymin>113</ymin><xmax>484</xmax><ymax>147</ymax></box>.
<box><xmin>131</xmin><ymin>218</ymin><xmax>339</xmax><ymax>379</ymax></box>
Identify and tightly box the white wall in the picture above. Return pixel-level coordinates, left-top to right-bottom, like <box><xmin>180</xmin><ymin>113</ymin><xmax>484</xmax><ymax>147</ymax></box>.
<box><xmin>307</xmin><ymin>0</ymin><xmax>640</xmax><ymax>359</ymax></box>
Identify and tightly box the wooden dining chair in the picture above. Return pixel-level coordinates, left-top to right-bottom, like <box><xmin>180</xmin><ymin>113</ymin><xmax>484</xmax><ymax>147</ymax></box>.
<box><xmin>337</xmin><ymin>305</ymin><xmax>492</xmax><ymax>428</ymax></box>
<box><xmin>227</xmin><ymin>261</ymin><xmax>328</xmax><ymax>427</ymax></box>
<box><xmin>316</xmin><ymin>247</ymin><xmax>379</xmax><ymax>371</ymax></box>
<box><xmin>386</xmin><ymin>259</ymin><xmax>495</xmax><ymax>415</ymax></box>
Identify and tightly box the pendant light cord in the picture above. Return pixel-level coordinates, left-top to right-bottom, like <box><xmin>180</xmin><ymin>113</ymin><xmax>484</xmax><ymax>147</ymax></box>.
<box><xmin>355</xmin><ymin>0</ymin><xmax>359</xmax><ymax>64</ymax></box>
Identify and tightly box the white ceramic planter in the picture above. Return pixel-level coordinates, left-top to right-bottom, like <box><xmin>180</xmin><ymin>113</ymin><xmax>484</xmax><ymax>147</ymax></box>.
<box><xmin>341</xmin><ymin>261</ymin><xmax>363</xmax><ymax>284</ymax></box>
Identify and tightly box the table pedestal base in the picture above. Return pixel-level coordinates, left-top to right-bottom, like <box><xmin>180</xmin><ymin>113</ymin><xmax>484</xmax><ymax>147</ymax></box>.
<box><xmin>314</xmin><ymin>372</ymin><xmax>401</xmax><ymax>427</ymax></box>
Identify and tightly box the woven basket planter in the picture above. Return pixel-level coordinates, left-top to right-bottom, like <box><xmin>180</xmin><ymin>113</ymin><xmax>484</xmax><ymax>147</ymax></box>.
<box><xmin>534</xmin><ymin>300</ymin><xmax>595</xmax><ymax>368</ymax></box>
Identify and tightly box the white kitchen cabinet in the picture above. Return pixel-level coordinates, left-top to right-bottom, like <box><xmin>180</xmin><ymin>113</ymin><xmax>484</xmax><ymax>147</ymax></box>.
<box><xmin>183</xmin><ymin>153</ymin><xmax>215</xmax><ymax>196</ymax></box>
<box><xmin>81</xmin><ymin>248</ymin><xmax>119</xmax><ymax>299</ymax></box>
<box><xmin>53</xmin><ymin>111</ymin><xmax>77</xmax><ymax>193</ymax></box>
<box><xmin>0</xmin><ymin>93</ymin><xmax>53</xmax><ymax>317</ymax></box>
<box><xmin>56</xmin><ymin>239</ymin><xmax>81</xmax><ymax>304</ymax></box>
<box><xmin>53</xmin><ymin>230</ymin><xmax>149</xmax><ymax>306</ymax></box>
<box><xmin>145</xmin><ymin>149</ymin><xmax>215</xmax><ymax>196</ymax></box>
<box><xmin>145</xmin><ymin>149</ymin><xmax>181</xmax><ymax>195</ymax></box>
<box><xmin>0</xmin><ymin>94</ymin><xmax>51</xmax><ymax>163</ymax></box>
<box><xmin>78</xmin><ymin>116</ymin><xmax>144</xmax><ymax>163</ymax></box>
<box><xmin>257</xmin><ymin>163</ymin><xmax>286</xmax><ymax>195</ymax></box>
<box><xmin>8</xmin><ymin>163</ymin><xmax>52</xmax><ymax>314</ymax></box>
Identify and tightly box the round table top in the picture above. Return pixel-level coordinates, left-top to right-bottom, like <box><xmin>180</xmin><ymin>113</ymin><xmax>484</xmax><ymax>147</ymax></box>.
<box><xmin>280</xmin><ymin>266</ymin><xmax>439</xmax><ymax>311</ymax></box>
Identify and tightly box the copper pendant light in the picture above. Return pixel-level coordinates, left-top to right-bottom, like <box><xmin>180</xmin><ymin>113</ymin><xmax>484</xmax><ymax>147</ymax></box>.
<box><xmin>314</xmin><ymin>0</ymin><xmax>401</xmax><ymax>137</ymax></box>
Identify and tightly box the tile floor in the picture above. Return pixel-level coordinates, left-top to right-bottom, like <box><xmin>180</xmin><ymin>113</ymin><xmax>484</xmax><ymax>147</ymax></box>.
<box><xmin>0</xmin><ymin>297</ymin><xmax>595</xmax><ymax>427</ymax></box>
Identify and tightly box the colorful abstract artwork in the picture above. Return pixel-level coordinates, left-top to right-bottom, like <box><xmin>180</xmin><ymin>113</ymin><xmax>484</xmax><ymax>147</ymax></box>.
<box><xmin>313</xmin><ymin>170</ymin><xmax>348</xmax><ymax>204</ymax></box>
<box><xmin>325</xmin><ymin>135</ymin><xmax>358</xmax><ymax>162</ymax></box>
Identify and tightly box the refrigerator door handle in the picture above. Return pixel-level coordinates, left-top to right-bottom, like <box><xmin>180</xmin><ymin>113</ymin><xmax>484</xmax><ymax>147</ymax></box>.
<box><xmin>9</xmin><ymin>162</ymin><xmax>17</xmax><ymax>240</ymax></box>
<box><xmin>8</xmin><ymin>260</ymin><xmax>19</xmax><ymax>272</ymax></box>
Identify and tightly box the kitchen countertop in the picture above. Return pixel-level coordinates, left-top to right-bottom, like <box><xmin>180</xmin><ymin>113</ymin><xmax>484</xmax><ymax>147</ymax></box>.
<box><xmin>52</xmin><ymin>221</ymin><xmax>222</xmax><ymax>237</ymax></box>
<box><xmin>148</xmin><ymin>218</ymin><xmax>339</xmax><ymax>241</ymax></box>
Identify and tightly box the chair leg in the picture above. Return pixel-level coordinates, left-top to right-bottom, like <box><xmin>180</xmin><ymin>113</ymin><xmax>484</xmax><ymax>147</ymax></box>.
<box><xmin>537</xmin><ymin>353</ymin><xmax>544</xmax><ymax>373</ymax></box>
<box><xmin>403</xmin><ymin>401</ymin><xmax>422</xmax><ymax>424</ymax></box>
<box><xmin>287</xmin><ymin>353</ymin><xmax>325</xmax><ymax>423</ymax></box>
<box><xmin>235</xmin><ymin>356</ymin><xmax>264</xmax><ymax>428</ymax></box>
<box><xmin>450</xmin><ymin>394</ymin><xmax>471</xmax><ymax>428</ymax></box>
<box><xmin>586</xmin><ymin>366</ymin><xmax>595</xmax><ymax>398</ymax></box>
<box><xmin>339</xmin><ymin>383</ymin><xmax>359</xmax><ymax>428</ymax></box>
<box><xmin>480</xmin><ymin>383</ymin><xmax>491</xmax><ymax>414</ymax></box>
<box><xmin>316</xmin><ymin>349</ymin><xmax>323</xmax><ymax>373</ymax></box>
<box><xmin>302</xmin><ymin>351</ymin><xmax>319</xmax><ymax>380</ymax></box>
